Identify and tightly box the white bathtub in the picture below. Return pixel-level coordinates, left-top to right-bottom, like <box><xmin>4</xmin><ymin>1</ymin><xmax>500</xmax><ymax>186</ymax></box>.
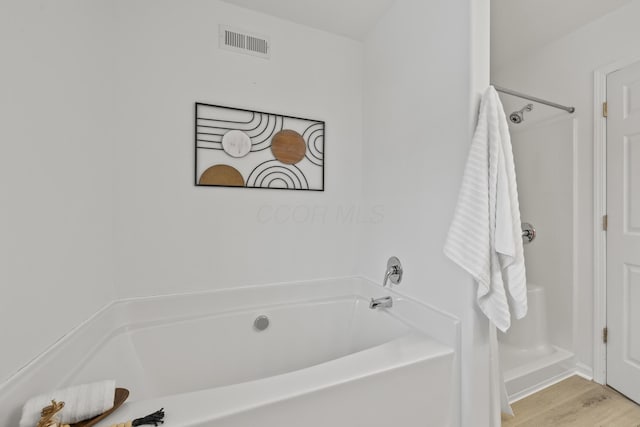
<box><xmin>0</xmin><ymin>278</ymin><xmax>459</xmax><ymax>427</ymax></box>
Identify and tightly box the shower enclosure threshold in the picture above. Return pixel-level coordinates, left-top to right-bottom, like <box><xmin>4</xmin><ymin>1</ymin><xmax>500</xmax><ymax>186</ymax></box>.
<box><xmin>501</xmin><ymin>345</ymin><xmax>574</xmax><ymax>403</ymax></box>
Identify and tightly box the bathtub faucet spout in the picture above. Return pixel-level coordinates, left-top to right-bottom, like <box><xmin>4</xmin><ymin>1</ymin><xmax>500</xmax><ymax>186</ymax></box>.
<box><xmin>369</xmin><ymin>296</ymin><xmax>393</xmax><ymax>309</ymax></box>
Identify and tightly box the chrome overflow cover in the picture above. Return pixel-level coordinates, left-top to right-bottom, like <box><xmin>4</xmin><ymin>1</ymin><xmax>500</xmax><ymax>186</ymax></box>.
<box><xmin>254</xmin><ymin>315</ymin><xmax>270</xmax><ymax>331</ymax></box>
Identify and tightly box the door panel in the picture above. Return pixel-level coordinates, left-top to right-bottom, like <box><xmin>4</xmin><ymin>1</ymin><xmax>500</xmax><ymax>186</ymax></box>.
<box><xmin>627</xmin><ymin>265</ymin><xmax>640</xmax><ymax>366</ymax></box>
<box><xmin>607</xmin><ymin>60</ymin><xmax>640</xmax><ymax>404</ymax></box>
<box><xmin>626</xmin><ymin>135</ymin><xmax>640</xmax><ymax>232</ymax></box>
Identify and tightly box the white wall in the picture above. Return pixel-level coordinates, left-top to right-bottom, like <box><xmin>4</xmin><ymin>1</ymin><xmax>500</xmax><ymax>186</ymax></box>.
<box><xmin>360</xmin><ymin>0</ymin><xmax>491</xmax><ymax>424</ymax></box>
<box><xmin>0</xmin><ymin>1</ymin><xmax>116</xmax><ymax>383</ymax></box>
<box><xmin>112</xmin><ymin>0</ymin><xmax>364</xmax><ymax>298</ymax></box>
<box><xmin>492</xmin><ymin>0</ymin><xmax>640</xmax><ymax>373</ymax></box>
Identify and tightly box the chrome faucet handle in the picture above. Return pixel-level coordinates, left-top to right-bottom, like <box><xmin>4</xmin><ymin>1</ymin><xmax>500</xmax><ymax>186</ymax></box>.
<box><xmin>521</xmin><ymin>222</ymin><xmax>536</xmax><ymax>244</ymax></box>
<box><xmin>382</xmin><ymin>256</ymin><xmax>403</xmax><ymax>287</ymax></box>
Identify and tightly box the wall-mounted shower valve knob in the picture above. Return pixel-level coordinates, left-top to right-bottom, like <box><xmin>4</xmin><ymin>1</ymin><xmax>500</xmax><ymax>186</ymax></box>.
<box><xmin>521</xmin><ymin>222</ymin><xmax>536</xmax><ymax>244</ymax></box>
<box><xmin>383</xmin><ymin>256</ymin><xmax>403</xmax><ymax>287</ymax></box>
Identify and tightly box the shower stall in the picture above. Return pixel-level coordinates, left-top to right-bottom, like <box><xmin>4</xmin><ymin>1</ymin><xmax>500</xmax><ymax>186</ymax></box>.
<box><xmin>495</xmin><ymin>86</ymin><xmax>577</xmax><ymax>401</ymax></box>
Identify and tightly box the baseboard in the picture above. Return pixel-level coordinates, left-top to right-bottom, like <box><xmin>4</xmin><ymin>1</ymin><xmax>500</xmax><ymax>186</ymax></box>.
<box><xmin>575</xmin><ymin>362</ymin><xmax>594</xmax><ymax>382</ymax></box>
<box><xmin>509</xmin><ymin>363</ymin><xmax>596</xmax><ymax>404</ymax></box>
<box><xmin>509</xmin><ymin>369</ymin><xmax>576</xmax><ymax>403</ymax></box>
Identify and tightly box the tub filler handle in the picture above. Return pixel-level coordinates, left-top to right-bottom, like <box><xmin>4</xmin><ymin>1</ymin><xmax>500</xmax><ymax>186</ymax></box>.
<box><xmin>383</xmin><ymin>256</ymin><xmax>403</xmax><ymax>287</ymax></box>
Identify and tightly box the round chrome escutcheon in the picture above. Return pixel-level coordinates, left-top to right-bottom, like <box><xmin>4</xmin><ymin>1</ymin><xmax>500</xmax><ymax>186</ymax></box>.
<box><xmin>254</xmin><ymin>315</ymin><xmax>269</xmax><ymax>331</ymax></box>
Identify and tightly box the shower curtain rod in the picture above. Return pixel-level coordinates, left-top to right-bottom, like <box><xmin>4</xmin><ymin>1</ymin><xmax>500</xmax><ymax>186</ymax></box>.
<box><xmin>492</xmin><ymin>85</ymin><xmax>576</xmax><ymax>114</ymax></box>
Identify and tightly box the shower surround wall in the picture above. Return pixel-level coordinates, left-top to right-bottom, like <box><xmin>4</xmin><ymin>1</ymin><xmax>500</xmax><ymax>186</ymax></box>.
<box><xmin>510</xmin><ymin>117</ymin><xmax>575</xmax><ymax>353</ymax></box>
<box><xmin>1</xmin><ymin>0</ymin><xmax>493</xmax><ymax>424</ymax></box>
<box><xmin>492</xmin><ymin>0</ymin><xmax>640</xmax><ymax>376</ymax></box>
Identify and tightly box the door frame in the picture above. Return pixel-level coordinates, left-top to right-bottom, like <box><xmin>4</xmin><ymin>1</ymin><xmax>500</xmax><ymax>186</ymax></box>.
<box><xmin>593</xmin><ymin>55</ymin><xmax>640</xmax><ymax>384</ymax></box>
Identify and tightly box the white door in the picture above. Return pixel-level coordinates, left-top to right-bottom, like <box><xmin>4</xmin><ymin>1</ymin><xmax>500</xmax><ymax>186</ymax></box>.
<box><xmin>607</xmin><ymin>60</ymin><xmax>640</xmax><ymax>403</ymax></box>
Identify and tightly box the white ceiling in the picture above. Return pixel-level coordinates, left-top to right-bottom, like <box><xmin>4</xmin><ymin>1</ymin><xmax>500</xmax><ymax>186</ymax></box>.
<box><xmin>222</xmin><ymin>0</ymin><xmax>634</xmax><ymax>69</ymax></box>
<box><xmin>221</xmin><ymin>0</ymin><xmax>396</xmax><ymax>41</ymax></box>
<box><xmin>491</xmin><ymin>0</ymin><xmax>634</xmax><ymax>70</ymax></box>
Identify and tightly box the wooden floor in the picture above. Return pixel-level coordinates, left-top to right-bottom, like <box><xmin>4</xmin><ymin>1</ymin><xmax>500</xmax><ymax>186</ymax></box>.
<box><xmin>502</xmin><ymin>376</ymin><xmax>640</xmax><ymax>426</ymax></box>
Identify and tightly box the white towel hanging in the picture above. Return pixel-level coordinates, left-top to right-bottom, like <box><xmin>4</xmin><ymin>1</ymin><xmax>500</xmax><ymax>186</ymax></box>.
<box><xmin>444</xmin><ymin>85</ymin><xmax>527</xmax><ymax>332</ymax></box>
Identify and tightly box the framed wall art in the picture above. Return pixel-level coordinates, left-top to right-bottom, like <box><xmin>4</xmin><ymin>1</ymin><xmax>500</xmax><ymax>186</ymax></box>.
<box><xmin>194</xmin><ymin>103</ymin><xmax>325</xmax><ymax>191</ymax></box>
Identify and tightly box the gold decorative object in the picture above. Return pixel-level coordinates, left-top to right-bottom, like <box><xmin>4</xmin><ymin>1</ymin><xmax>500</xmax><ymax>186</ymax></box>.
<box><xmin>198</xmin><ymin>164</ymin><xmax>245</xmax><ymax>186</ymax></box>
<box><xmin>37</xmin><ymin>400</ymin><xmax>65</xmax><ymax>427</ymax></box>
<box><xmin>271</xmin><ymin>130</ymin><xmax>307</xmax><ymax>164</ymax></box>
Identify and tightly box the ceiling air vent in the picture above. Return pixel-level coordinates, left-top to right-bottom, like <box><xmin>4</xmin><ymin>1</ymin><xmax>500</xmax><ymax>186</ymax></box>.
<box><xmin>219</xmin><ymin>25</ymin><xmax>270</xmax><ymax>59</ymax></box>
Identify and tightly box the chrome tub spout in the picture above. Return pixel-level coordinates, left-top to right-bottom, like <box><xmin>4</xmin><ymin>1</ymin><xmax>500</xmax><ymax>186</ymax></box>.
<box><xmin>369</xmin><ymin>296</ymin><xmax>393</xmax><ymax>309</ymax></box>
